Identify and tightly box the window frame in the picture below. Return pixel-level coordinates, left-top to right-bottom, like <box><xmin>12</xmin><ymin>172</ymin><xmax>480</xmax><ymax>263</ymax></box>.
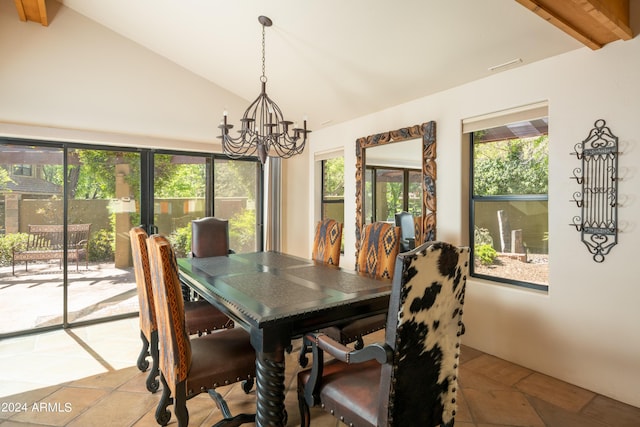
<box><xmin>468</xmin><ymin>115</ymin><xmax>549</xmax><ymax>292</ymax></box>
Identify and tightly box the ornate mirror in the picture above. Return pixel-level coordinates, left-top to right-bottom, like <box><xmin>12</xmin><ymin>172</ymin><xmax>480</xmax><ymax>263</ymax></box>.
<box><xmin>355</xmin><ymin>121</ymin><xmax>436</xmax><ymax>255</ymax></box>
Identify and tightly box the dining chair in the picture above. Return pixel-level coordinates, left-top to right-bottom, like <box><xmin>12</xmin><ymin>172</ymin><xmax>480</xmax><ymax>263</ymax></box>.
<box><xmin>395</xmin><ymin>211</ymin><xmax>416</xmax><ymax>252</ymax></box>
<box><xmin>191</xmin><ymin>217</ymin><xmax>234</xmax><ymax>258</ymax></box>
<box><xmin>299</xmin><ymin>222</ymin><xmax>400</xmax><ymax>367</ymax></box>
<box><xmin>311</xmin><ymin>218</ymin><xmax>343</xmax><ymax>266</ymax></box>
<box><xmin>147</xmin><ymin>234</ymin><xmax>256</xmax><ymax>427</ymax></box>
<box><xmin>130</xmin><ymin>227</ymin><xmax>233</xmax><ymax>393</ymax></box>
<box><xmin>298</xmin><ymin>241</ymin><xmax>470</xmax><ymax>427</ymax></box>
<box><xmin>188</xmin><ymin>216</ymin><xmax>237</xmax><ymax>324</ymax></box>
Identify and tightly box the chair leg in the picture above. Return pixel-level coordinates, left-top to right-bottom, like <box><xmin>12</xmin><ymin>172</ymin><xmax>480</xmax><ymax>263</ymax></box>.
<box><xmin>174</xmin><ymin>383</ymin><xmax>189</xmax><ymax>427</ymax></box>
<box><xmin>136</xmin><ymin>331</ymin><xmax>150</xmax><ymax>372</ymax></box>
<box><xmin>146</xmin><ymin>330</ymin><xmax>160</xmax><ymax>393</ymax></box>
<box><xmin>354</xmin><ymin>336</ymin><xmax>364</xmax><ymax>350</ymax></box>
<box><xmin>209</xmin><ymin>389</ymin><xmax>256</xmax><ymax>427</ymax></box>
<box><xmin>297</xmin><ymin>391</ymin><xmax>311</xmax><ymax>427</ymax></box>
<box><xmin>155</xmin><ymin>374</ymin><xmax>172</xmax><ymax>426</ymax></box>
<box><xmin>298</xmin><ymin>338</ymin><xmax>311</xmax><ymax>368</ymax></box>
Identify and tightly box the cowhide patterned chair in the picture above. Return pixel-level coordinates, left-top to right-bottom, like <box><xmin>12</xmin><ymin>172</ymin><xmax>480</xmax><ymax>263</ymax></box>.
<box><xmin>129</xmin><ymin>227</ymin><xmax>234</xmax><ymax>394</ymax></box>
<box><xmin>147</xmin><ymin>234</ymin><xmax>256</xmax><ymax>427</ymax></box>
<box><xmin>311</xmin><ymin>218</ymin><xmax>343</xmax><ymax>266</ymax></box>
<box><xmin>300</xmin><ymin>222</ymin><xmax>401</xmax><ymax>367</ymax></box>
<box><xmin>298</xmin><ymin>241</ymin><xmax>469</xmax><ymax>427</ymax></box>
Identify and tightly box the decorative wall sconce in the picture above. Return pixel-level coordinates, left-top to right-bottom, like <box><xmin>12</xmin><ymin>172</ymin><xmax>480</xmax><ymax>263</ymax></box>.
<box><xmin>570</xmin><ymin>119</ymin><xmax>619</xmax><ymax>262</ymax></box>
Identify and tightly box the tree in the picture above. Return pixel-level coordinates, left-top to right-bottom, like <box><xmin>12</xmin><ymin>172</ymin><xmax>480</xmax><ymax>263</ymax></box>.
<box><xmin>473</xmin><ymin>135</ymin><xmax>548</xmax><ymax>196</ymax></box>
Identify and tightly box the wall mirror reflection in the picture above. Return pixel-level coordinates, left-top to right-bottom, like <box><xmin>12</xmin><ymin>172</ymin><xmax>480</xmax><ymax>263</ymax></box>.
<box><xmin>355</xmin><ymin>122</ymin><xmax>436</xmax><ymax>256</ymax></box>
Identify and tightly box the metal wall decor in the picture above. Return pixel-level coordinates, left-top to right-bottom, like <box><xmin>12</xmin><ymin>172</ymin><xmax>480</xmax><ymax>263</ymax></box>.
<box><xmin>570</xmin><ymin>119</ymin><xmax>619</xmax><ymax>262</ymax></box>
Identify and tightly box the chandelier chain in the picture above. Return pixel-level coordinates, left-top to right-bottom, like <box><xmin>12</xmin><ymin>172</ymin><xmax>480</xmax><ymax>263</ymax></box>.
<box><xmin>261</xmin><ymin>24</ymin><xmax>266</xmax><ymax>82</ymax></box>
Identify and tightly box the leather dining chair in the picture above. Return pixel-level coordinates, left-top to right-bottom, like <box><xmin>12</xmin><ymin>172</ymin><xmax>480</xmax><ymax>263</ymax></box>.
<box><xmin>147</xmin><ymin>234</ymin><xmax>256</xmax><ymax>427</ymax></box>
<box><xmin>130</xmin><ymin>227</ymin><xmax>233</xmax><ymax>393</ymax></box>
<box><xmin>395</xmin><ymin>211</ymin><xmax>416</xmax><ymax>252</ymax></box>
<box><xmin>298</xmin><ymin>241</ymin><xmax>470</xmax><ymax>427</ymax></box>
<box><xmin>191</xmin><ymin>217</ymin><xmax>233</xmax><ymax>258</ymax></box>
<box><xmin>299</xmin><ymin>222</ymin><xmax>400</xmax><ymax>367</ymax></box>
<box><xmin>311</xmin><ymin>218</ymin><xmax>343</xmax><ymax>266</ymax></box>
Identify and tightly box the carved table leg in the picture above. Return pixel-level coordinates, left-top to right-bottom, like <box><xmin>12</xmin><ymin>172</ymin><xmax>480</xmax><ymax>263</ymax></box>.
<box><xmin>255</xmin><ymin>350</ymin><xmax>286</xmax><ymax>427</ymax></box>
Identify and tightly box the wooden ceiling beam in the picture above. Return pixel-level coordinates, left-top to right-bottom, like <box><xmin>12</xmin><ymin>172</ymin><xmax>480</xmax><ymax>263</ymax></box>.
<box><xmin>13</xmin><ymin>0</ymin><xmax>48</xmax><ymax>26</ymax></box>
<box><xmin>515</xmin><ymin>0</ymin><xmax>633</xmax><ymax>50</ymax></box>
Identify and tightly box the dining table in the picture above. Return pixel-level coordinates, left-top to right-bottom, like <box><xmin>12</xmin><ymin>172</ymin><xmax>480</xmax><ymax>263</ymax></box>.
<box><xmin>177</xmin><ymin>251</ymin><xmax>391</xmax><ymax>427</ymax></box>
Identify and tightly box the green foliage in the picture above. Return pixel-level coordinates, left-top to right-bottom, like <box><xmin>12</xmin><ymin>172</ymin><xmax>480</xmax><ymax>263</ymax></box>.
<box><xmin>0</xmin><ymin>233</ymin><xmax>29</xmax><ymax>266</ymax></box>
<box><xmin>473</xmin><ymin>135</ymin><xmax>548</xmax><ymax>196</ymax></box>
<box><xmin>215</xmin><ymin>160</ymin><xmax>258</xmax><ymax>200</ymax></box>
<box><xmin>154</xmin><ymin>155</ymin><xmax>206</xmax><ymax>198</ymax></box>
<box><xmin>475</xmin><ymin>244</ymin><xmax>497</xmax><ymax>266</ymax></box>
<box><xmin>88</xmin><ymin>229</ymin><xmax>115</xmax><ymax>262</ymax></box>
<box><xmin>0</xmin><ymin>167</ymin><xmax>13</xmax><ymax>191</ymax></box>
<box><xmin>169</xmin><ymin>224</ymin><xmax>192</xmax><ymax>258</ymax></box>
<box><xmin>474</xmin><ymin>226</ymin><xmax>494</xmax><ymax>247</ymax></box>
<box><xmin>323</xmin><ymin>157</ymin><xmax>344</xmax><ymax>197</ymax></box>
<box><xmin>229</xmin><ymin>209</ymin><xmax>257</xmax><ymax>253</ymax></box>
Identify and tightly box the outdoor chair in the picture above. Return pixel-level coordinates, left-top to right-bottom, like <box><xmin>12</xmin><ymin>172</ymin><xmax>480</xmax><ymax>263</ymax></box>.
<box><xmin>300</xmin><ymin>222</ymin><xmax>400</xmax><ymax>367</ymax></box>
<box><xmin>147</xmin><ymin>234</ymin><xmax>256</xmax><ymax>427</ymax></box>
<box><xmin>130</xmin><ymin>226</ymin><xmax>233</xmax><ymax>393</ymax></box>
<box><xmin>298</xmin><ymin>241</ymin><xmax>470</xmax><ymax>427</ymax></box>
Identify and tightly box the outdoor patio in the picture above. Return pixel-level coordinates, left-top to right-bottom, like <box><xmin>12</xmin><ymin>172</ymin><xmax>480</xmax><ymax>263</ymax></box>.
<box><xmin>0</xmin><ymin>261</ymin><xmax>138</xmax><ymax>335</ymax></box>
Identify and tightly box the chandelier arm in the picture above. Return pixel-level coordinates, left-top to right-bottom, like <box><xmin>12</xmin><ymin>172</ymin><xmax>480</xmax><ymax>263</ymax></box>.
<box><xmin>220</xmin><ymin>15</ymin><xmax>311</xmax><ymax>164</ymax></box>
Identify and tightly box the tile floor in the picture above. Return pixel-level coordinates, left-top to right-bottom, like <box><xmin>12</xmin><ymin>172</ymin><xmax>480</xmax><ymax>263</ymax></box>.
<box><xmin>1</xmin><ymin>317</ymin><xmax>639</xmax><ymax>427</ymax></box>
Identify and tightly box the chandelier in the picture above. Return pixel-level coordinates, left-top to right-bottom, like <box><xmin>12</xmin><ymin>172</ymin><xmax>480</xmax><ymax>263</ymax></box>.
<box><xmin>219</xmin><ymin>16</ymin><xmax>311</xmax><ymax>165</ymax></box>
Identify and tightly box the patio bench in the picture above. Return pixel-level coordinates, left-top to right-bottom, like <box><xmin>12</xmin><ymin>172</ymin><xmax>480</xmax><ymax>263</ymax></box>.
<box><xmin>12</xmin><ymin>224</ymin><xmax>91</xmax><ymax>274</ymax></box>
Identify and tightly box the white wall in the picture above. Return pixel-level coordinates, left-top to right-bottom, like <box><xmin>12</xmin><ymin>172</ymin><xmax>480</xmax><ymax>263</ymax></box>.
<box><xmin>0</xmin><ymin>0</ymin><xmax>246</xmax><ymax>151</ymax></box>
<box><xmin>286</xmin><ymin>38</ymin><xmax>640</xmax><ymax>407</ymax></box>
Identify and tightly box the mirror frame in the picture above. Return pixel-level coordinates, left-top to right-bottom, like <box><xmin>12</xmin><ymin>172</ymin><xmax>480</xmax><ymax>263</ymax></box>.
<box><xmin>355</xmin><ymin>121</ymin><xmax>436</xmax><ymax>256</ymax></box>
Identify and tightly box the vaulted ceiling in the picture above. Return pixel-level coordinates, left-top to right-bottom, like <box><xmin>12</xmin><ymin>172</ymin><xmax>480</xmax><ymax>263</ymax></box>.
<box><xmin>11</xmin><ymin>0</ymin><xmax>636</xmax><ymax>130</ymax></box>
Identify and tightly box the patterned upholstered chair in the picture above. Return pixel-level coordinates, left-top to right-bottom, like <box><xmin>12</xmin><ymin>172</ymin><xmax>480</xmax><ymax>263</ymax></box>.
<box><xmin>130</xmin><ymin>227</ymin><xmax>233</xmax><ymax>393</ymax></box>
<box><xmin>147</xmin><ymin>234</ymin><xmax>256</xmax><ymax>427</ymax></box>
<box><xmin>311</xmin><ymin>219</ymin><xmax>343</xmax><ymax>266</ymax></box>
<box><xmin>298</xmin><ymin>241</ymin><xmax>470</xmax><ymax>427</ymax></box>
<box><xmin>299</xmin><ymin>222</ymin><xmax>401</xmax><ymax>367</ymax></box>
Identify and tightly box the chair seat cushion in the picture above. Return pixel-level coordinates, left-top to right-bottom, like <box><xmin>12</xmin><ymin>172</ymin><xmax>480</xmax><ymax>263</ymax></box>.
<box><xmin>185</xmin><ymin>300</ymin><xmax>231</xmax><ymax>334</ymax></box>
<box><xmin>298</xmin><ymin>359</ymin><xmax>381</xmax><ymax>426</ymax></box>
<box><xmin>186</xmin><ymin>328</ymin><xmax>256</xmax><ymax>397</ymax></box>
<box><xmin>322</xmin><ymin>313</ymin><xmax>387</xmax><ymax>344</ymax></box>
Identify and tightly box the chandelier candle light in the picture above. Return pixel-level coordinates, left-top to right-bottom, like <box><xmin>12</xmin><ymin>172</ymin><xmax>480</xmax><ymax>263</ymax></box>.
<box><xmin>219</xmin><ymin>16</ymin><xmax>311</xmax><ymax>165</ymax></box>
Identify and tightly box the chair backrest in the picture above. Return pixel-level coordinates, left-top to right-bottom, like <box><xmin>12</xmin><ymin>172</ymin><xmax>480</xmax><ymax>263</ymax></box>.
<box><xmin>356</xmin><ymin>222</ymin><xmax>401</xmax><ymax>280</ymax></box>
<box><xmin>311</xmin><ymin>219</ymin><xmax>343</xmax><ymax>266</ymax></box>
<box><xmin>413</xmin><ymin>215</ymin><xmax>423</xmax><ymax>246</ymax></box>
<box><xmin>394</xmin><ymin>211</ymin><xmax>415</xmax><ymax>242</ymax></box>
<box><xmin>191</xmin><ymin>217</ymin><xmax>230</xmax><ymax>257</ymax></box>
<box><xmin>129</xmin><ymin>227</ymin><xmax>157</xmax><ymax>336</ymax></box>
<box><xmin>147</xmin><ymin>234</ymin><xmax>192</xmax><ymax>396</ymax></box>
<box><xmin>379</xmin><ymin>241</ymin><xmax>469</xmax><ymax>426</ymax></box>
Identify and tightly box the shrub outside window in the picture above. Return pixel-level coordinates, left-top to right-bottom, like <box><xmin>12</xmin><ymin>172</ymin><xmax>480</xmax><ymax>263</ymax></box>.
<box><xmin>470</xmin><ymin>117</ymin><xmax>549</xmax><ymax>290</ymax></box>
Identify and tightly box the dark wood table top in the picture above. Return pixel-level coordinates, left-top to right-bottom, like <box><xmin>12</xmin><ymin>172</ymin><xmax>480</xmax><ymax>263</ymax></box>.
<box><xmin>177</xmin><ymin>251</ymin><xmax>391</xmax><ymax>351</ymax></box>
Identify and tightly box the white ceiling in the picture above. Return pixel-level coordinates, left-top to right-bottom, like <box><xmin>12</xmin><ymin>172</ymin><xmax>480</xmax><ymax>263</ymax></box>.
<box><xmin>58</xmin><ymin>0</ymin><xmax>583</xmax><ymax>131</ymax></box>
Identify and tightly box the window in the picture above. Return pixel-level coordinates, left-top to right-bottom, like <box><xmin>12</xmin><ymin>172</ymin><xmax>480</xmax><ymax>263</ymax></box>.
<box><xmin>12</xmin><ymin>164</ymin><xmax>32</xmax><ymax>176</ymax></box>
<box><xmin>468</xmin><ymin>107</ymin><xmax>549</xmax><ymax>290</ymax></box>
<box><xmin>364</xmin><ymin>166</ymin><xmax>421</xmax><ymax>223</ymax></box>
<box><xmin>321</xmin><ymin>157</ymin><xmax>344</xmax><ymax>225</ymax></box>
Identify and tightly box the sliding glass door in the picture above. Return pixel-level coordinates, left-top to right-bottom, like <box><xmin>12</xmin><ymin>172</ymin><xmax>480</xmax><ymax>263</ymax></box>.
<box><xmin>0</xmin><ymin>144</ymin><xmax>64</xmax><ymax>334</ymax></box>
<box><xmin>1</xmin><ymin>140</ymin><xmax>262</xmax><ymax>338</ymax></box>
